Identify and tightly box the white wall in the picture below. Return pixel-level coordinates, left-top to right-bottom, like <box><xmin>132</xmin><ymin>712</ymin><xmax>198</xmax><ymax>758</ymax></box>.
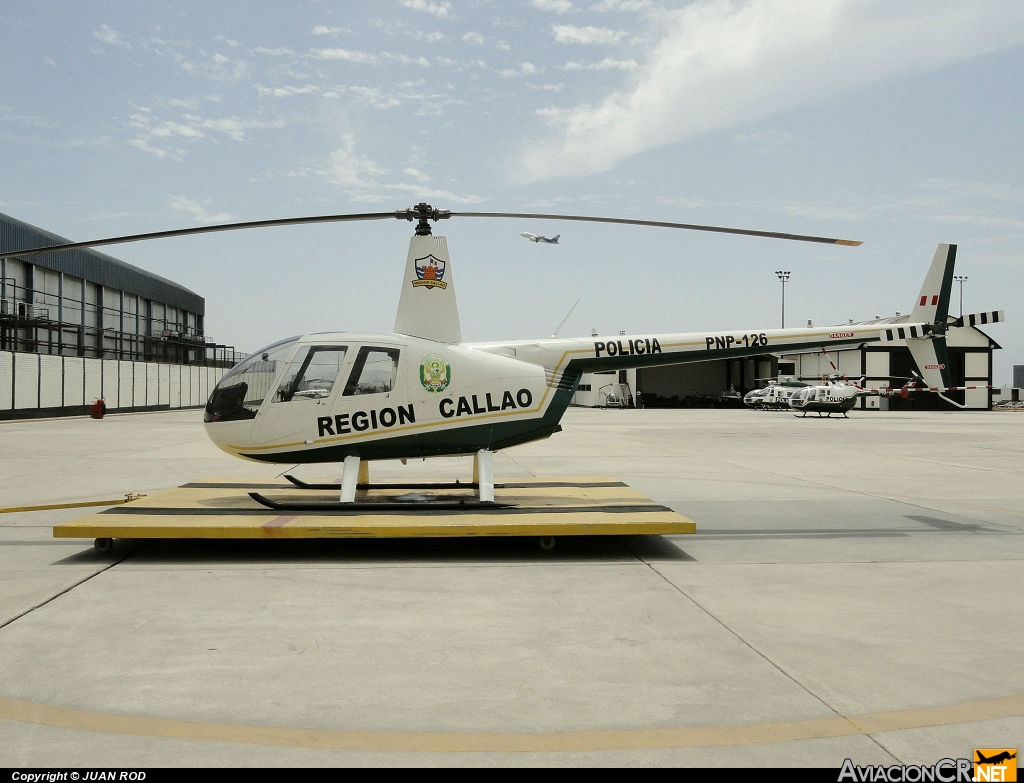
<box><xmin>0</xmin><ymin>349</ymin><xmax>228</xmax><ymax>416</ymax></box>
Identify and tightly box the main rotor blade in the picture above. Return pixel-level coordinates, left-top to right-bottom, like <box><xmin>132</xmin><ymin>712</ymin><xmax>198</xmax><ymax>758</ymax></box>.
<box><xmin>450</xmin><ymin>211</ymin><xmax>862</xmax><ymax>246</ymax></box>
<box><xmin>2</xmin><ymin>211</ymin><xmax>398</xmax><ymax>258</ymax></box>
<box><xmin>2</xmin><ymin>202</ymin><xmax>861</xmax><ymax>258</ymax></box>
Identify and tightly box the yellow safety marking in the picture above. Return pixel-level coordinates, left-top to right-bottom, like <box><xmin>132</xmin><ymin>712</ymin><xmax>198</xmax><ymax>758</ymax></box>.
<box><xmin>2</xmin><ymin>493</ymin><xmax>145</xmax><ymax>514</ymax></box>
<box><xmin>0</xmin><ymin>692</ymin><xmax>1020</xmax><ymax>752</ymax></box>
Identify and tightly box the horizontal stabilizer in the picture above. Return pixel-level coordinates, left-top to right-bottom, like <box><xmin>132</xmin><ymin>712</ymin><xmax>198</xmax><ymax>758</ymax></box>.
<box><xmin>878</xmin><ymin>309</ymin><xmax>1005</xmax><ymax>342</ymax></box>
<box><xmin>878</xmin><ymin>324</ymin><xmax>930</xmax><ymax>342</ymax></box>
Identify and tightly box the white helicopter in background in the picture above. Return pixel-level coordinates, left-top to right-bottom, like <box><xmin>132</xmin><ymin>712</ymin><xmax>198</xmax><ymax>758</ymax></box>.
<box><xmin>3</xmin><ymin>203</ymin><xmax>1002</xmax><ymax>508</ymax></box>
<box><xmin>786</xmin><ymin>349</ymin><xmax>903</xmax><ymax>417</ymax></box>
<box><xmin>788</xmin><ymin>376</ymin><xmax>900</xmax><ymax>417</ymax></box>
<box><xmin>742</xmin><ymin>377</ymin><xmax>809</xmax><ymax>410</ymax></box>
<box><xmin>787</xmin><ymin>348</ymin><xmax>994</xmax><ymax>418</ymax></box>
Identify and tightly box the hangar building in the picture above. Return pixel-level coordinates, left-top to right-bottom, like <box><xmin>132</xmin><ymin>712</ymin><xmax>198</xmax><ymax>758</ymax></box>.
<box><xmin>1</xmin><ymin>212</ymin><xmax>239</xmax><ymax>418</ymax></box>
<box><xmin>575</xmin><ymin>315</ymin><xmax>1001</xmax><ymax>412</ymax></box>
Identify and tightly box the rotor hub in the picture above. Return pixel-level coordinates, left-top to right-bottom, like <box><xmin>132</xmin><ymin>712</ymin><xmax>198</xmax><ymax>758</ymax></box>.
<box><xmin>395</xmin><ymin>203</ymin><xmax>451</xmax><ymax>236</ymax></box>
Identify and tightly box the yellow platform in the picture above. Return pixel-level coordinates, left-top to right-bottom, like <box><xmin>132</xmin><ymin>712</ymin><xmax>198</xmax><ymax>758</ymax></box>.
<box><xmin>53</xmin><ymin>476</ymin><xmax>696</xmax><ymax>543</ymax></box>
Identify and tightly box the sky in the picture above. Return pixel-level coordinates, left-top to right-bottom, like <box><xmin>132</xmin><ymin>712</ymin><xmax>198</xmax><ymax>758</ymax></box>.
<box><xmin>2</xmin><ymin>0</ymin><xmax>1023</xmax><ymax>386</ymax></box>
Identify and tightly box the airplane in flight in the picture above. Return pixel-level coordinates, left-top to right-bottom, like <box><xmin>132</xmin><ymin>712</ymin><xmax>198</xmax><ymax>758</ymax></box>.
<box><xmin>520</xmin><ymin>231</ymin><xmax>560</xmax><ymax>244</ymax></box>
<box><xmin>2</xmin><ymin>203</ymin><xmax>1002</xmax><ymax>507</ymax></box>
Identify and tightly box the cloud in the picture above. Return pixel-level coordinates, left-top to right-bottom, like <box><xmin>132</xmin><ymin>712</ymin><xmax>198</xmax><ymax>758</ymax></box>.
<box><xmin>532</xmin><ymin>0</ymin><xmax>575</xmax><ymax>13</ymax></box>
<box><xmin>311</xmin><ymin>25</ymin><xmax>348</xmax><ymax>36</ymax></box>
<box><xmin>168</xmin><ymin>195</ymin><xmax>234</xmax><ymax>224</ymax></box>
<box><xmin>401</xmin><ymin>0</ymin><xmax>453</xmax><ymax>19</ymax></box>
<box><xmin>515</xmin><ymin>0</ymin><xmax>1024</xmax><ymax>183</ymax></box>
<box><xmin>127</xmin><ymin>106</ymin><xmax>286</xmax><ymax>158</ymax></box>
<box><xmin>255</xmin><ymin>84</ymin><xmax>322</xmax><ymax>98</ymax></box>
<box><xmin>311</xmin><ymin>47</ymin><xmax>379</xmax><ymax>64</ymax></box>
<box><xmin>92</xmin><ymin>25</ymin><xmax>131</xmax><ymax>49</ymax></box>
<box><xmin>590</xmin><ymin>0</ymin><xmax>655</xmax><ymax>10</ymax></box>
<box><xmin>551</xmin><ymin>25</ymin><xmax>628</xmax><ymax>45</ymax></box>
<box><xmin>325</xmin><ymin>133</ymin><xmax>389</xmax><ymax>187</ymax></box>
<box><xmin>561</xmin><ymin>57</ymin><xmax>637</xmax><ymax>72</ymax></box>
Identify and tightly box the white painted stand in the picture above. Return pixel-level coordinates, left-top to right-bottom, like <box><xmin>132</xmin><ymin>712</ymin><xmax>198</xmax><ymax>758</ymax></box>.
<box><xmin>339</xmin><ymin>455</ymin><xmax>369</xmax><ymax>502</ymax></box>
<box><xmin>473</xmin><ymin>449</ymin><xmax>494</xmax><ymax>503</ymax></box>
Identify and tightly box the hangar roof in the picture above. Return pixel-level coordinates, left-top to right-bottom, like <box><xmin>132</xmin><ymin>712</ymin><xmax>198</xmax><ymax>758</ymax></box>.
<box><xmin>0</xmin><ymin>212</ymin><xmax>204</xmax><ymax>315</ymax></box>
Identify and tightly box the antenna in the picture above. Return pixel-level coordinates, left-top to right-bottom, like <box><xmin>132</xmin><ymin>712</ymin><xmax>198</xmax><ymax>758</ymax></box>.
<box><xmin>551</xmin><ymin>298</ymin><xmax>581</xmax><ymax>338</ymax></box>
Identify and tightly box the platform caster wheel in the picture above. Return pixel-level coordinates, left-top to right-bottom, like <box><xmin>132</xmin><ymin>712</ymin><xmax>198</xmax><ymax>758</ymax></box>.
<box><xmin>94</xmin><ymin>537</ymin><xmax>113</xmax><ymax>552</ymax></box>
<box><xmin>538</xmin><ymin>536</ymin><xmax>556</xmax><ymax>551</ymax></box>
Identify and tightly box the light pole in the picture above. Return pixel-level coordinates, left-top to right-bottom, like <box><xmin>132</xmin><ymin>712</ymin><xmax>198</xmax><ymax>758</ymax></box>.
<box><xmin>954</xmin><ymin>274</ymin><xmax>968</xmax><ymax>317</ymax></box>
<box><xmin>775</xmin><ymin>270</ymin><xmax>790</xmax><ymax>328</ymax></box>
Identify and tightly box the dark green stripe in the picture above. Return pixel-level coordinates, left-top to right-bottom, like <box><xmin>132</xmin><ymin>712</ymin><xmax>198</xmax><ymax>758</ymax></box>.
<box><xmin>102</xmin><ymin>503</ymin><xmax>669</xmax><ymax>517</ymax></box>
<box><xmin>182</xmin><ymin>480</ymin><xmax>628</xmax><ymax>490</ymax></box>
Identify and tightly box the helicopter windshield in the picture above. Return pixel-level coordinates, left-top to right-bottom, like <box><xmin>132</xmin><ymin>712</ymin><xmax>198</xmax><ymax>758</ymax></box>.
<box><xmin>791</xmin><ymin>387</ymin><xmax>816</xmax><ymax>403</ymax></box>
<box><xmin>204</xmin><ymin>337</ymin><xmax>299</xmax><ymax>422</ymax></box>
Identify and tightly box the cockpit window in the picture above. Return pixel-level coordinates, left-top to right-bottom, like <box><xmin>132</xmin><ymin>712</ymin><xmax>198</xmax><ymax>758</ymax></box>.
<box><xmin>204</xmin><ymin>337</ymin><xmax>299</xmax><ymax>422</ymax></box>
<box><xmin>274</xmin><ymin>346</ymin><xmax>348</xmax><ymax>402</ymax></box>
<box><xmin>794</xmin><ymin>388</ymin><xmax>816</xmax><ymax>402</ymax></box>
<box><xmin>343</xmin><ymin>346</ymin><xmax>399</xmax><ymax>396</ymax></box>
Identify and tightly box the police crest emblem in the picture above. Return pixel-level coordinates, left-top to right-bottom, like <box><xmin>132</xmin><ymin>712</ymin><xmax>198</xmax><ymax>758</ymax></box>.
<box><xmin>413</xmin><ymin>254</ymin><xmax>447</xmax><ymax>290</ymax></box>
<box><xmin>420</xmin><ymin>353</ymin><xmax>451</xmax><ymax>393</ymax></box>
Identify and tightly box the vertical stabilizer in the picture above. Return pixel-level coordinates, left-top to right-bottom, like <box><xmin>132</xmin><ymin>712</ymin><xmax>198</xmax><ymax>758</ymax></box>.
<box><xmin>910</xmin><ymin>244</ymin><xmax>955</xmax><ymax>325</ymax></box>
<box><xmin>905</xmin><ymin>243</ymin><xmax>955</xmax><ymax>391</ymax></box>
<box><xmin>394</xmin><ymin>234</ymin><xmax>462</xmax><ymax>343</ymax></box>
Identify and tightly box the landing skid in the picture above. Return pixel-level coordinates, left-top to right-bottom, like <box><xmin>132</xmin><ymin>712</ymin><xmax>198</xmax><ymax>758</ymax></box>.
<box><xmin>249</xmin><ymin>491</ymin><xmax>512</xmax><ymax>512</ymax></box>
<box><xmin>262</xmin><ymin>450</ymin><xmax>501</xmax><ymax>511</ymax></box>
<box><xmin>283</xmin><ymin>474</ymin><xmax>479</xmax><ymax>491</ymax></box>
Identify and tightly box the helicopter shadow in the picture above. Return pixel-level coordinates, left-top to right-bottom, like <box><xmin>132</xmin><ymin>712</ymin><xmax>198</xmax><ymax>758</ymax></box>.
<box><xmin>54</xmin><ymin>533</ymin><xmax>695</xmax><ymax>566</ymax></box>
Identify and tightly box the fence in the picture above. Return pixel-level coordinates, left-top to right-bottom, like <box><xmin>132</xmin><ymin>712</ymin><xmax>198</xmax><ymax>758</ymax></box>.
<box><xmin>0</xmin><ymin>349</ymin><xmax>229</xmax><ymax>419</ymax></box>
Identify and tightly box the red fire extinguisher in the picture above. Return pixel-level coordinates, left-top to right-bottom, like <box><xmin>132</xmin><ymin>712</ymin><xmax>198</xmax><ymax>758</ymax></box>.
<box><xmin>91</xmin><ymin>398</ymin><xmax>107</xmax><ymax>419</ymax></box>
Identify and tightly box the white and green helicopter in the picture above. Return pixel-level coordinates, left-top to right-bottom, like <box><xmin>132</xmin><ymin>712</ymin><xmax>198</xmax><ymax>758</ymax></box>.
<box><xmin>5</xmin><ymin>203</ymin><xmax>1002</xmax><ymax>508</ymax></box>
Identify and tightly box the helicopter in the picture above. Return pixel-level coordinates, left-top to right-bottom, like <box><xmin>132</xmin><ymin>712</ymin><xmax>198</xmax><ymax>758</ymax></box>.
<box><xmin>3</xmin><ymin>203</ymin><xmax>1002</xmax><ymax>507</ymax></box>
<box><xmin>787</xmin><ymin>376</ymin><xmax>902</xmax><ymax>417</ymax></box>
<box><xmin>786</xmin><ymin>348</ymin><xmax>996</xmax><ymax>417</ymax></box>
<box><xmin>785</xmin><ymin>349</ymin><xmax>908</xmax><ymax>417</ymax></box>
<box><xmin>742</xmin><ymin>377</ymin><xmax>810</xmax><ymax>410</ymax></box>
